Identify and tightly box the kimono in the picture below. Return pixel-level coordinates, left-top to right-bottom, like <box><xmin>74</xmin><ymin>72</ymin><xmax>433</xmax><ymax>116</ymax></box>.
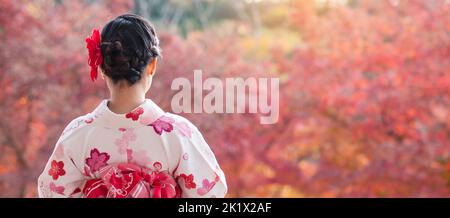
<box><xmin>37</xmin><ymin>99</ymin><xmax>227</xmax><ymax>198</ymax></box>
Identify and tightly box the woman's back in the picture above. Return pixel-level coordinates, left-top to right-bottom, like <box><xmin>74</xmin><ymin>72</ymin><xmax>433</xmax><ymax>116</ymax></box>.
<box><xmin>37</xmin><ymin>14</ymin><xmax>227</xmax><ymax>198</ymax></box>
<box><xmin>38</xmin><ymin>99</ymin><xmax>227</xmax><ymax>198</ymax></box>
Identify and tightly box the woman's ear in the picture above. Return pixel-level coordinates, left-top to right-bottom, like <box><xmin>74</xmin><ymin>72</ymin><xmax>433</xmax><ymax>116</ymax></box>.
<box><xmin>146</xmin><ymin>58</ymin><xmax>158</xmax><ymax>76</ymax></box>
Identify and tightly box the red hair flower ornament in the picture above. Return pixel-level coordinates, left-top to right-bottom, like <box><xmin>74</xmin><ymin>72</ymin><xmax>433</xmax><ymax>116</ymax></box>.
<box><xmin>86</xmin><ymin>29</ymin><xmax>102</xmax><ymax>81</ymax></box>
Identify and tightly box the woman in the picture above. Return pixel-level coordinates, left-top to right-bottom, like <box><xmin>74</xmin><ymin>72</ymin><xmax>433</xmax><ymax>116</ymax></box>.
<box><xmin>37</xmin><ymin>14</ymin><xmax>227</xmax><ymax>198</ymax></box>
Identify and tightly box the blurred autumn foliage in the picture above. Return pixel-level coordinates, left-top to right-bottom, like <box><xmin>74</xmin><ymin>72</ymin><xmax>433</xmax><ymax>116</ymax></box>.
<box><xmin>0</xmin><ymin>0</ymin><xmax>449</xmax><ymax>197</ymax></box>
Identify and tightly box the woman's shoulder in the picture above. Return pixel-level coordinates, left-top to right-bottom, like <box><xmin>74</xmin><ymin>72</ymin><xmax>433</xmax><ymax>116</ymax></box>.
<box><xmin>58</xmin><ymin>113</ymin><xmax>95</xmax><ymax>143</ymax></box>
<box><xmin>161</xmin><ymin>112</ymin><xmax>202</xmax><ymax>139</ymax></box>
<box><xmin>164</xmin><ymin>112</ymin><xmax>194</xmax><ymax>125</ymax></box>
<box><xmin>164</xmin><ymin>112</ymin><xmax>200</xmax><ymax>129</ymax></box>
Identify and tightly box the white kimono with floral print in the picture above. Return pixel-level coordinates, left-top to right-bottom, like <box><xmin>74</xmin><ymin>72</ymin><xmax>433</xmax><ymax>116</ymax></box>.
<box><xmin>37</xmin><ymin>99</ymin><xmax>227</xmax><ymax>198</ymax></box>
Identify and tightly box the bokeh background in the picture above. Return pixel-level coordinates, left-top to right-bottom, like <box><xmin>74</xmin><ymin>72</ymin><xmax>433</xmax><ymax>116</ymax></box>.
<box><xmin>1</xmin><ymin>0</ymin><xmax>449</xmax><ymax>197</ymax></box>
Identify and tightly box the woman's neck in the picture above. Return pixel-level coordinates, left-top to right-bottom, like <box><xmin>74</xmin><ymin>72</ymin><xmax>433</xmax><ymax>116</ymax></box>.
<box><xmin>107</xmin><ymin>88</ymin><xmax>146</xmax><ymax>114</ymax></box>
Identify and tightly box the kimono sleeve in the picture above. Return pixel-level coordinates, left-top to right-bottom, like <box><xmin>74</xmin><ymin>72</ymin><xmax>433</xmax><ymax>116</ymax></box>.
<box><xmin>37</xmin><ymin>118</ymin><xmax>86</xmax><ymax>198</ymax></box>
<box><xmin>173</xmin><ymin>123</ymin><xmax>227</xmax><ymax>198</ymax></box>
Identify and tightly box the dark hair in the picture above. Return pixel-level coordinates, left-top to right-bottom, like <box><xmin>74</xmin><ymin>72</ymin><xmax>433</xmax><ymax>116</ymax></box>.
<box><xmin>100</xmin><ymin>14</ymin><xmax>161</xmax><ymax>85</ymax></box>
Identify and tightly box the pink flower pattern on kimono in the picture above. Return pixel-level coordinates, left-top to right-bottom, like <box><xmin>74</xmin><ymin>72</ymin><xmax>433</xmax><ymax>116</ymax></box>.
<box><xmin>85</xmin><ymin>148</ymin><xmax>110</xmax><ymax>172</ymax></box>
<box><xmin>178</xmin><ymin>174</ymin><xmax>196</xmax><ymax>189</ymax></box>
<box><xmin>48</xmin><ymin>160</ymin><xmax>65</xmax><ymax>180</ymax></box>
<box><xmin>128</xmin><ymin>149</ymin><xmax>151</xmax><ymax>166</ymax></box>
<box><xmin>196</xmin><ymin>178</ymin><xmax>216</xmax><ymax>196</ymax></box>
<box><xmin>115</xmin><ymin>128</ymin><xmax>136</xmax><ymax>154</ymax></box>
<box><xmin>149</xmin><ymin>116</ymin><xmax>174</xmax><ymax>135</ymax></box>
<box><xmin>115</xmin><ymin>138</ymin><xmax>128</xmax><ymax>154</ymax></box>
<box><xmin>49</xmin><ymin>182</ymin><xmax>65</xmax><ymax>195</ymax></box>
<box><xmin>125</xmin><ymin>107</ymin><xmax>144</xmax><ymax>121</ymax></box>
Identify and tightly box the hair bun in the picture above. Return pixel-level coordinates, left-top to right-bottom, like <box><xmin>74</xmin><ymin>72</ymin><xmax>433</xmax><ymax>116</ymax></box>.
<box><xmin>100</xmin><ymin>14</ymin><xmax>161</xmax><ymax>85</ymax></box>
<box><xmin>103</xmin><ymin>41</ymin><xmax>125</xmax><ymax>60</ymax></box>
<box><xmin>102</xmin><ymin>41</ymin><xmax>130</xmax><ymax>71</ymax></box>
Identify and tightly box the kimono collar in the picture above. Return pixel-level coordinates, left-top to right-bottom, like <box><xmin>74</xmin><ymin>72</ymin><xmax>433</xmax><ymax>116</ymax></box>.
<box><xmin>90</xmin><ymin>98</ymin><xmax>165</xmax><ymax>129</ymax></box>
